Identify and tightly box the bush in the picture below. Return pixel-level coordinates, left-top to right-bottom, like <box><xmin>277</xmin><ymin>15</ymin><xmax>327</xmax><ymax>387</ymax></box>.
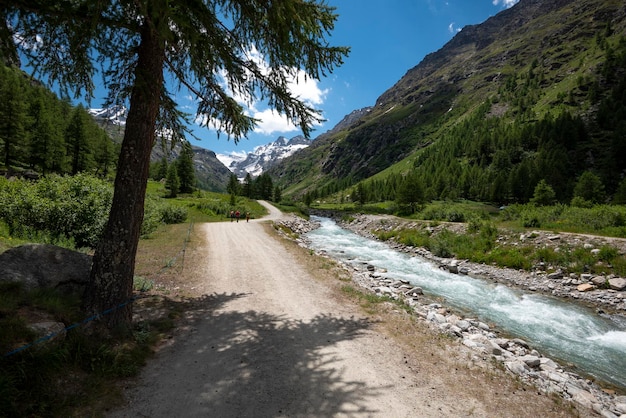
<box><xmin>160</xmin><ymin>205</ymin><xmax>188</xmax><ymax>224</ymax></box>
<box><xmin>597</xmin><ymin>246</ymin><xmax>619</xmax><ymax>262</ymax></box>
<box><xmin>0</xmin><ymin>174</ymin><xmax>113</xmax><ymax>248</ymax></box>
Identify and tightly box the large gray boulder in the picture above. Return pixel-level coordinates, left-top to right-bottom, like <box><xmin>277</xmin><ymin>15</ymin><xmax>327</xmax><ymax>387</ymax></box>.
<box><xmin>0</xmin><ymin>244</ymin><xmax>92</xmax><ymax>296</ymax></box>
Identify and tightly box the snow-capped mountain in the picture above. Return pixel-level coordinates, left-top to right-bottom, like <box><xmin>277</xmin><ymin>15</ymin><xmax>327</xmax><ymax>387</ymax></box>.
<box><xmin>217</xmin><ymin>135</ymin><xmax>312</xmax><ymax>178</ymax></box>
<box><xmin>88</xmin><ymin>105</ymin><xmax>127</xmax><ymax>125</ymax></box>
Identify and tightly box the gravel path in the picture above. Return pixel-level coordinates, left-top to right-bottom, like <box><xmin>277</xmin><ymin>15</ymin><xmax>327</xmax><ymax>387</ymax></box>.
<box><xmin>108</xmin><ymin>202</ymin><xmax>585</xmax><ymax>417</ymax></box>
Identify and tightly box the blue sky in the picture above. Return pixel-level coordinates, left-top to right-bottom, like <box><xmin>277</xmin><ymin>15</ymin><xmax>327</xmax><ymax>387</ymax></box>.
<box><xmin>94</xmin><ymin>0</ymin><xmax>520</xmax><ymax>156</ymax></box>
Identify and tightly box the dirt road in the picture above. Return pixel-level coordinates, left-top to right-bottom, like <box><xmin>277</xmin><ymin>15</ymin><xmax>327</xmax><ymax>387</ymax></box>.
<box><xmin>109</xmin><ymin>202</ymin><xmax>582</xmax><ymax>417</ymax></box>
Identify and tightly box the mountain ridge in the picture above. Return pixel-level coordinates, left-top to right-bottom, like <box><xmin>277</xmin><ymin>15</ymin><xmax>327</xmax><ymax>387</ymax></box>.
<box><xmin>267</xmin><ymin>0</ymin><xmax>626</xmax><ymax>204</ymax></box>
<box><xmin>218</xmin><ymin>135</ymin><xmax>313</xmax><ymax>178</ymax></box>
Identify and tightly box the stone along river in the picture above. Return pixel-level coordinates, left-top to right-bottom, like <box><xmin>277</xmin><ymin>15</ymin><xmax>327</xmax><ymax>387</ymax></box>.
<box><xmin>305</xmin><ymin>216</ymin><xmax>626</xmax><ymax>390</ymax></box>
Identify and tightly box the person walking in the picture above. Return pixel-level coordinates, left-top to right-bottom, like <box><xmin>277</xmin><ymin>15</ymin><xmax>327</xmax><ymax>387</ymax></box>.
<box><xmin>246</xmin><ymin>212</ymin><xmax>250</xmax><ymax>222</ymax></box>
<box><xmin>230</xmin><ymin>210</ymin><xmax>234</xmax><ymax>222</ymax></box>
<box><xmin>235</xmin><ymin>210</ymin><xmax>240</xmax><ymax>222</ymax></box>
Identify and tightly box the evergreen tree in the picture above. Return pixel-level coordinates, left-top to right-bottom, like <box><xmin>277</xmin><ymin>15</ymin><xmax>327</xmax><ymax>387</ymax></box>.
<box><xmin>0</xmin><ymin>69</ymin><xmax>27</xmax><ymax>167</ymax></box>
<box><xmin>254</xmin><ymin>173</ymin><xmax>273</xmax><ymax>200</ymax></box>
<box><xmin>65</xmin><ymin>105</ymin><xmax>93</xmax><ymax>174</ymax></box>
<box><xmin>242</xmin><ymin>173</ymin><xmax>253</xmax><ymax>198</ymax></box>
<box><xmin>573</xmin><ymin>171</ymin><xmax>605</xmax><ymax>204</ymax></box>
<box><xmin>165</xmin><ymin>163</ymin><xmax>180</xmax><ymax>198</ymax></box>
<box><xmin>92</xmin><ymin>129</ymin><xmax>116</xmax><ymax>178</ymax></box>
<box><xmin>530</xmin><ymin>179</ymin><xmax>556</xmax><ymax>206</ymax></box>
<box><xmin>28</xmin><ymin>94</ymin><xmax>63</xmax><ymax>174</ymax></box>
<box><xmin>396</xmin><ymin>174</ymin><xmax>424</xmax><ymax>214</ymax></box>
<box><xmin>176</xmin><ymin>142</ymin><xmax>196</xmax><ymax>193</ymax></box>
<box><xmin>227</xmin><ymin>173</ymin><xmax>241</xmax><ymax>196</ymax></box>
<box><xmin>154</xmin><ymin>156</ymin><xmax>168</xmax><ymax>181</ymax></box>
<box><xmin>613</xmin><ymin>177</ymin><xmax>626</xmax><ymax>204</ymax></box>
<box><xmin>4</xmin><ymin>0</ymin><xmax>348</xmax><ymax>330</ymax></box>
<box><xmin>273</xmin><ymin>185</ymin><xmax>282</xmax><ymax>203</ymax></box>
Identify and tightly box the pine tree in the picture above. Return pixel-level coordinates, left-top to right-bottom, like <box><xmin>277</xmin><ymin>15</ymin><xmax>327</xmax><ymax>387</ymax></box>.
<box><xmin>165</xmin><ymin>164</ymin><xmax>180</xmax><ymax>198</ymax></box>
<box><xmin>242</xmin><ymin>173</ymin><xmax>253</xmax><ymax>198</ymax></box>
<box><xmin>0</xmin><ymin>69</ymin><xmax>27</xmax><ymax>168</ymax></box>
<box><xmin>28</xmin><ymin>94</ymin><xmax>64</xmax><ymax>174</ymax></box>
<box><xmin>573</xmin><ymin>171</ymin><xmax>605</xmax><ymax>204</ymax></box>
<box><xmin>227</xmin><ymin>173</ymin><xmax>241</xmax><ymax>196</ymax></box>
<box><xmin>176</xmin><ymin>142</ymin><xmax>195</xmax><ymax>193</ymax></box>
<box><xmin>65</xmin><ymin>105</ymin><xmax>93</xmax><ymax>174</ymax></box>
<box><xmin>396</xmin><ymin>174</ymin><xmax>424</xmax><ymax>214</ymax></box>
<box><xmin>273</xmin><ymin>185</ymin><xmax>282</xmax><ymax>203</ymax></box>
<box><xmin>530</xmin><ymin>179</ymin><xmax>556</xmax><ymax>206</ymax></box>
<box><xmin>3</xmin><ymin>0</ymin><xmax>348</xmax><ymax>330</ymax></box>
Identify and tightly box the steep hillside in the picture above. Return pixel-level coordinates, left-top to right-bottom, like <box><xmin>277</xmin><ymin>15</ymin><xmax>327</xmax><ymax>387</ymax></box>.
<box><xmin>149</xmin><ymin>140</ymin><xmax>231</xmax><ymax>193</ymax></box>
<box><xmin>91</xmin><ymin>111</ymin><xmax>232</xmax><ymax>192</ymax></box>
<box><xmin>268</xmin><ymin>0</ymin><xmax>626</xmax><ymax>204</ymax></box>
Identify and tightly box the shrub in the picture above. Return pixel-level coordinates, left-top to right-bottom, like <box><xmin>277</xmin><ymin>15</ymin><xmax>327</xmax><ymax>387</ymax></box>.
<box><xmin>597</xmin><ymin>245</ymin><xmax>619</xmax><ymax>262</ymax></box>
<box><xmin>160</xmin><ymin>205</ymin><xmax>188</xmax><ymax>224</ymax></box>
<box><xmin>0</xmin><ymin>174</ymin><xmax>113</xmax><ymax>248</ymax></box>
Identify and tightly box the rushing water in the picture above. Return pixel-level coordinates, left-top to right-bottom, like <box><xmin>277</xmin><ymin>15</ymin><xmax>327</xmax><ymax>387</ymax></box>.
<box><xmin>305</xmin><ymin>216</ymin><xmax>626</xmax><ymax>389</ymax></box>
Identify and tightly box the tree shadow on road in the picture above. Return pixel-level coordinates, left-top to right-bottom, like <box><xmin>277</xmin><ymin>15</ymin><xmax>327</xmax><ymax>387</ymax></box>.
<box><xmin>124</xmin><ymin>292</ymin><xmax>388</xmax><ymax>417</ymax></box>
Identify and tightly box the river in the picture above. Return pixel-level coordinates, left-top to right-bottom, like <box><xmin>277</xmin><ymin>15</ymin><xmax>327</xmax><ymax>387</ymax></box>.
<box><xmin>305</xmin><ymin>216</ymin><xmax>626</xmax><ymax>390</ymax></box>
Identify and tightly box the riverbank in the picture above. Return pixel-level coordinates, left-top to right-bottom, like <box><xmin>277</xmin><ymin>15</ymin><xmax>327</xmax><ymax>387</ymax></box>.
<box><xmin>276</xmin><ymin>213</ymin><xmax>626</xmax><ymax>417</ymax></box>
<box><xmin>337</xmin><ymin>213</ymin><xmax>626</xmax><ymax>316</ymax></box>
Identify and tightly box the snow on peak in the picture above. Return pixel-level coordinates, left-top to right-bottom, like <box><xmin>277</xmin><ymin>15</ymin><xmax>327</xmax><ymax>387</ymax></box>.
<box><xmin>217</xmin><ymin>135</ymin><xmax>312</xmax><ymax>178</ymax></box>
<box><xmin>88</xmin><ymin>105</ymin><xmax>127</xmax><ymax>125</ymax></box>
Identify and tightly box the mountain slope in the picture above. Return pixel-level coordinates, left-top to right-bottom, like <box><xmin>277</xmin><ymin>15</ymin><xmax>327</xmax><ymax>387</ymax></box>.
<box><xmin>89</xmin><ymin>110</ymin><xmax>231</xmax><ymax>192</ymax></box>
<box><xmin>267</xmin><ymin>0</ymin><xmax>626</xmax><ymax>203</ymax></box>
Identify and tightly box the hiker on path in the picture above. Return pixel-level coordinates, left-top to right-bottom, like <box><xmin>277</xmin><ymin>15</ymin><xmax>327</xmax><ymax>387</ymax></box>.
<box><xmin>246</xmin><ymin>212</ymin><xmax>250</xmax><ymax>222</ymax></box>
<box><xmin>230</xmin><ymin>210</ymin><xmax>234</xmax><ymax>222</ymax></box>
<box><xmin>235</xmin><ymin>210</ymin><xmax>240</xmax><ymax>222</ymax></box>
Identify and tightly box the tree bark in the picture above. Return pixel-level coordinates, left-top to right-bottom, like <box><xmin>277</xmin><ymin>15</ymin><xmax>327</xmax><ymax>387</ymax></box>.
<box><xmin>83</xmin><ymin>23</ymin><xmax>165</xmax><ymax>331</ymax></box>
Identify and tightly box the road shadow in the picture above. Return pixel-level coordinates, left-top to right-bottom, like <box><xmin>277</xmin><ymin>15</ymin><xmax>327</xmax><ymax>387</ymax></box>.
<box><xmin>118</xmin><ymin>292</ymin><xmax>386</xmax><ymax>417</ymax></box>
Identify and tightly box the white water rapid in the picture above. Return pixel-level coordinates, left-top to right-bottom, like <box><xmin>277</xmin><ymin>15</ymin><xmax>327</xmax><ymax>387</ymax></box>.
<box><xmin>305</xmin><ymin>216</ymin><xmax>626</xmax><ymax>389</ymax></box>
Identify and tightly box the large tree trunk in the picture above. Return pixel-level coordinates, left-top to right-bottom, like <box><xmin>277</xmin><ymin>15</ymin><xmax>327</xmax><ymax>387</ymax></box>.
<box><xmin>83</xmin><ymin>24</ymin><xmax>165</xmax><ymax>331</ymax></box>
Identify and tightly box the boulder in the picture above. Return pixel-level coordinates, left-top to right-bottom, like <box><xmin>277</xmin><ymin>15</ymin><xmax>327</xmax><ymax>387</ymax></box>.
<box><xmin>591</xmin><ymin>276</ymin><xmax>606</xmax><ymax>286</ymax></box>
<box><xmin>0</xmin><ymin>244</ymin><xmax>92</xmax><ymax>296</ymax></box>
<box><xmin>27</xmin><ymin>321</ymin><xmax>67</xmax><ymax>349</ymax></box>
<box><xmin>608</xmin><ymin>277</ymin><xmax>626</xmax><ymax>291</ymax></box>
<box><xmin>520</xmin><ymin>355</ymin><xmax>541</xmax><ymax>368</ymax></box>
<box><xmin>448</xmin><ymin>259</ymin><xmax>459</xmax><ymax>274</ymax></box>
<box><xmin>577</xmin><ymin>283</ymin><xmax>595</xmax><ymax>292</ymax></box>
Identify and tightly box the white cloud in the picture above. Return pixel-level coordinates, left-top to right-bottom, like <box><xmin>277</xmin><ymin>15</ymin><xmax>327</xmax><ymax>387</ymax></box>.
<box><xmin>200</xmin><ymin>46</ymin><xmax>328</xmax><ymax>137</ymax></box>
<box><xmin>251</xmin><ymin>108</ymin><xmax>299</xmax><ymax>135</ymax></box>
<box><xmin>448</xmin><ymin>22</ymin><xmax>461</xmax><ymax>34</ymax></box>
<box><xmin>492</xmin><ymin>0</ymin><xmax>519</xmax><ymax>8</ymax></box>
<box><xmin>287</xmin><ymin>70</ymin><xmax>328</xmax><ymax>105</ymax></box>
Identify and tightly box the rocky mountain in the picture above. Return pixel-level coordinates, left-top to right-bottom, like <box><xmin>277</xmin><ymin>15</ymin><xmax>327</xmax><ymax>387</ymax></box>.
<box><xmin>218</xmin><ymin>135</ymin><xmax>312</xmax><ymax>178</ymax></box>
<box><xmin>150</xmin><ymin>140</ymin><xmax>232</xmax><ymax>192</ymax></box>
<box><xmin>267</xmin><ymin>0</ymin><xmax>626</xmax><ymax>202</ymax></box>
<box><xmin>88</xmin><ymin>108</ymin><xmax>231</xmax><ymax>192</ymax></box>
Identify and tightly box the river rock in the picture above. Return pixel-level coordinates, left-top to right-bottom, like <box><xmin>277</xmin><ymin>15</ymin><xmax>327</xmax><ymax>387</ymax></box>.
<box><xmin>570</xmin><ymin>389</ymin><xmax>599</xmax><ymax>410</ymax></box>
<box><xmin>577</xmin><ymin>283</ymin><xmax>596</xmax><ymax>292</ymax></box>
<box><xmin>505</xmin><ymin>359</ymin><xmax>529</xmax><ymax>375</ymax></box>
<box><xmin>615</xmin><ymin>402</ymin><xmax>626</xmax><ymax>414</ymax></box>
<box><xmin>608</xmin><ymin>278</ymin><xmax>626</xmax><ymax>291</ymax></box>
<box><xmin>404</xmin><ymin>286</ymin><xmax>424</xmax><ymax>296</ymax></box>
<box><xmin>375</xmin><ymin>286</ymin><xmax>393</xmax><ymax>296</ymax></box>
<box><xmin>591</xmin><ymin>276</ymin><xmax>607</xmax><ymax>286</ymax></box>
<box><xmin>455</xmin><ymin>319</ymin><xmax>471</xmax><ymax>331</ymax></box>
<box><xmin>520</xmin><ymin>355</ymin><xmax>541</xmax><ymax>368</ymax></box>
<box><xmin>427</xmin><ymin>311</ymin><xmax>447</xmax><ymax>324</ymax></box>
<box><xmin>448</xmin><ymin>259</ymin><xmax>459</xmax><ymax>274</ymax></box>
